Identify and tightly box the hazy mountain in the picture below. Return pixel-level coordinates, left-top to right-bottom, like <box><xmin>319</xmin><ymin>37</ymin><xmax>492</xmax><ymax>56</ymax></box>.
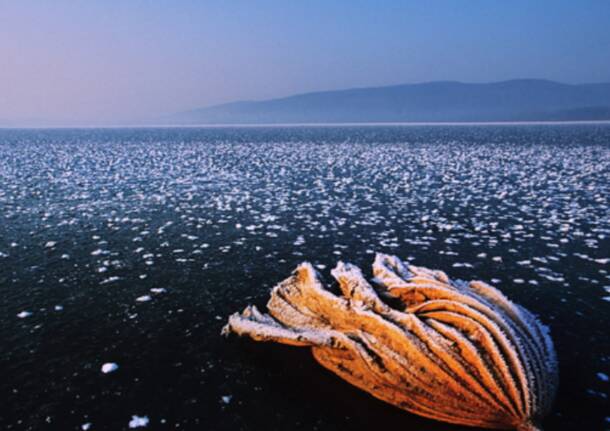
<box><xmin>168</xmin><ymin>79</ymin><xmax>610</xmax><ymax>124</ymax></box>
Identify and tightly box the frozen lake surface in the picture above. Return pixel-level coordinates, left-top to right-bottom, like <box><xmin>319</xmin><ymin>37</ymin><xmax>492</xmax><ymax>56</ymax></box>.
<box><xmin>0</xmin><ymin>125</ymin><xmax>609</xmax><ymax>430</ymax></box>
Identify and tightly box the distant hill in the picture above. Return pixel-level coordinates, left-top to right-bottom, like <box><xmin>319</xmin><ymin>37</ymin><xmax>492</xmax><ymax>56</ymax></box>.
<box><xmin>167</xmin><ymin>79</ymin><xmax>610</xmax><ymax>124</ymax></box>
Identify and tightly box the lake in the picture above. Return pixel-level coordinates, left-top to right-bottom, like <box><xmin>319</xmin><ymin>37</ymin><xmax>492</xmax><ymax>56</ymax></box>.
<box><xmin>0</xmin><ymin>125</ymin><xmax>608</xmax><ymax>430</ymax></box>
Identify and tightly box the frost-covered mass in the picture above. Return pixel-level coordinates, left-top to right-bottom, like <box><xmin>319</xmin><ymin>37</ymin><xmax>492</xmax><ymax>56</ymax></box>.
<box><xmin>0</xmin><ymin>126</ymin><xmax>608</xmax><ymax>430</ymax></box>
<box><xmin>225</xmin><ymin>254</ymin><xmax>559</xmax><ymax>430</ymax></box>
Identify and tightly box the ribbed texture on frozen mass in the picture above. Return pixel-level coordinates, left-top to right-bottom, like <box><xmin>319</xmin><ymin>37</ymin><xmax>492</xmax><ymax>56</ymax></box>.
<box><xmin>223</xmin><ymin>253</ymin><xmax>558</xmax><ymax>431</ymax></box>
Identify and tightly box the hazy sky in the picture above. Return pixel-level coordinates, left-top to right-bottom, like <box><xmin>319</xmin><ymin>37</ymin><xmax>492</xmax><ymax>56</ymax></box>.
<box><xmin>1</xmin><ymin>1</ymin><xmax>610</xmax><ymax>125</ymax></box>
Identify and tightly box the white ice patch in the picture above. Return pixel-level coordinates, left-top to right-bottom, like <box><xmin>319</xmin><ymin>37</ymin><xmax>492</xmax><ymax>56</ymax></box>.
<box><xmin>452</xmin><ymin>262</ymin><xmax>473</xmax><ymax>268</ymax></box>
<box><xmin>101</xmin><ymin>362</ymin><xmax>119</xmax><ymax>374</ymax></box>
<box><xmin>100</xmin><ymin>276</ymin><xmax>120</xmax><ymax>285</ymax></box>
<box><xmin>128</xmin><ymin>415</ymin><xmax>149</xmax><ymax>428</ymax></box>
<box><xmin>136</xmin><ymin>295</ymin><xmax>152</xmax><ymax>302</ymax></box>
<box><xmin>17</xmin><ymin>310</ymin><xmax>32</xmax><ymax>318</ymax></box>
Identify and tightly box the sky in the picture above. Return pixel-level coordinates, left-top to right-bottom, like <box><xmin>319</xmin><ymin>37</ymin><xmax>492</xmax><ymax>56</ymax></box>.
<box><xmin>1</xmin><ymin>0</ymin><xmax>610</xmax><ymax>125</ymax></box>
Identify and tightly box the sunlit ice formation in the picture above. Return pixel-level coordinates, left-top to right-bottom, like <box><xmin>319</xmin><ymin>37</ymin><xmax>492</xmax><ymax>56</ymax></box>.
<box><xmin>223</xmin><ymin>253</ymin><xmax>558</xmax><ymax>431</ymax></box>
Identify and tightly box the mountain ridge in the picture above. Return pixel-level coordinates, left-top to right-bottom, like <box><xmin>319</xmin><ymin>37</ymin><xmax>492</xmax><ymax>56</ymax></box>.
<box><xmin>168</xmin><ymin>79</ymin><xmax>610</xmax><ymax>124</ymax></box>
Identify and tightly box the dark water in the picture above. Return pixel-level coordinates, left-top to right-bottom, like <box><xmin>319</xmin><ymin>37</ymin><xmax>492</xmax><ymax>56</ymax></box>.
<box><xmin>0</xmin><ymin>125</ymin><xmax>609</xmax><ymax>431</ymax></box>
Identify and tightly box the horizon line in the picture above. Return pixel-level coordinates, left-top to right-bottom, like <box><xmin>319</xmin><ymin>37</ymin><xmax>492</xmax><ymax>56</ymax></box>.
<box><xmin>2</xmin><ymin>120</ymin><xmax>610</xmax><ymax>130</ymax></box>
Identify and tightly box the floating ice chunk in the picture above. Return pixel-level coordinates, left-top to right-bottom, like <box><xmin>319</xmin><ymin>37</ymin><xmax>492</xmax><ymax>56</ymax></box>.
<box><xmin>54</xmin><ymin>305</ymin><xmax>64</xmax><ymax>311</ymax></box>
<box><xmin>542</xmin><ymin>275</ymin><xmax>565</xmax><ymax>283</ymax></box>
<box><xmin>452</xmin><ymin>262</ymin><xmax>473</xmax><ymax>268</ymax></box>
<box><xmin>91</xmin><ymin>249</ymin><xmax>104</xmax><ymax>256</ymax></box>
<box><xmin>45</xmin><ymin>241</ymin><xmax>57</xmax><ymax>248</ymax></box>
<box><xmin>587</xmin><ymin>388</ymin><xmax>608</xmax><ymax>399</ymax></box>
<box><xmin>81</xmin><ymin>423</ymin><xmax>92</xmax><ymax>430</ymax></box>
<box><xmin>597</xmin><ymin>372</ymin><xmax>609</xmax><ymax>382</ymax></box>
<box><xmin>17</xmin><ymin>310</ymin><xmax>32</xmax><ymax>318</ymax></box>
<box><xmin>221</xmin><ymin>395</ymin><xmax>232</xmax><ymax>404</ymax></box>
<box><xmin>100</xmin><ymin>276</ymin><xmax>120</xmax><ymax>285</ymax></box>
<box><xmin>101</xmin><ymin>363</ymin><xmax>119</xmax><ymax>374</ymax></box>
<box><xmin>150</xmin><ymin>288</ymin><xmax>166</xmax><ymax>294</ymax></box>
<box><xmin>595</xmin><ymin>258</ymin><xmax>609</xmax><ymax>264</ymax></box>
<box><xmin>128</xmin><ymin>415</ymin><xmax>149</xmax><ymax>428</ymax></box>
<box><xmin>513</xmin><ymin>279</ymin><xmax>525</xmax><ymax>284</ymax></box>
<box><xmin>136</xmin><ymin>295</ymin><xmax>152</xmax><ymax>302</ymax></box>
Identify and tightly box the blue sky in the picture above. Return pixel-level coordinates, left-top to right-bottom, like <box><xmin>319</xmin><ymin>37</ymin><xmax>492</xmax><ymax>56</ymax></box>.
<box><xmin>1</xmin><ymin>1</ymin><xmax>609</xmax><ymax>124</ymax></box>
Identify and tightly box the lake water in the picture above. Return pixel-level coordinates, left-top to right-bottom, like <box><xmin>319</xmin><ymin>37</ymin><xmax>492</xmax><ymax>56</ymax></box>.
<box><xmin>1</xmin><ymin>125</ymin><xmax>609</xmax><ymax>430</ymax></box>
